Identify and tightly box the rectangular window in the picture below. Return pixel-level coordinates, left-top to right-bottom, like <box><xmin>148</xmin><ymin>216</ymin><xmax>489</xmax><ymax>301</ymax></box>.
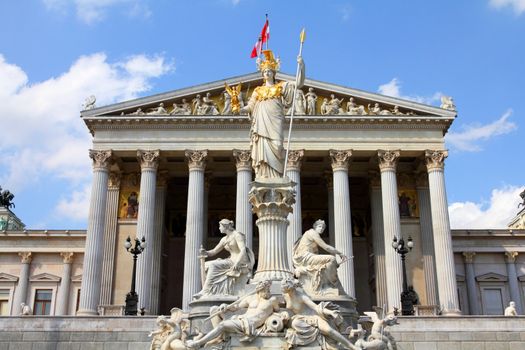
<box><xmin>0</xmin><ymin>289</ymin><xmax>9</xmax><ymax>316</ymax></box>
<box><xmin>33</xmin><ymin>289</ymin><xmax>53</xmax><ymax>315</ymax></box>
<box><xmin>483</xmin><ymin>288</ymin><xmax>504</xmax><ymax>315</ymax></box>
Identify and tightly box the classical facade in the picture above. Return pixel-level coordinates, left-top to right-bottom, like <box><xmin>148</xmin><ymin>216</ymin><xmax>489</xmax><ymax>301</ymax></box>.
<box><xmin>1</xmin><ymin>72</ymin><xmax>524</xmax><ymax>319</ymax></box>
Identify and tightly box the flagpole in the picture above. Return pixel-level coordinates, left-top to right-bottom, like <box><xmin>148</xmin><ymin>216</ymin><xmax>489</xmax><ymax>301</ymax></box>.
<box><xmin>265</xmin><ymin>14</ymin><xmax>269</xmax><ymax>50</ymax></box>
<box><xmin>283</xmin><ymin>28</ymin><xmax>306</xmax><ymax>177</ymax></box>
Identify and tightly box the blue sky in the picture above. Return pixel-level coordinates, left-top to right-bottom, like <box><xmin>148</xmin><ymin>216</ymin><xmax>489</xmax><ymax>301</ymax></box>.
<box><xmin>0</xmin><ymin>0</ymin><xmax>523</xmax><ymax>229</ymax></box>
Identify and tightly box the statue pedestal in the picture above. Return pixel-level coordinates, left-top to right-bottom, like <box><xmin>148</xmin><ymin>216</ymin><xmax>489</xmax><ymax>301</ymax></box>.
<box><xmin>188</xmin><ymin>296</ymin><xmax>238</xmax><ymax>333</ymax></box>
<box><xmin>229</xmin><ymin>334</ymin><xmax>322</xmax><ymax>349</ymax></box>
<box><xmin>249</xmin><ymin>177</ymin><xmax>296</xmax><ymax>281</ymax></box>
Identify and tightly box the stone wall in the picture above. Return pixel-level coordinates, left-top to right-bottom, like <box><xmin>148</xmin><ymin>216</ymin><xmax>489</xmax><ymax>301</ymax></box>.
<box><xmin>1</xmin><ymin>316</ymin><xmax>525</xmax><ymax>349</ymax></box>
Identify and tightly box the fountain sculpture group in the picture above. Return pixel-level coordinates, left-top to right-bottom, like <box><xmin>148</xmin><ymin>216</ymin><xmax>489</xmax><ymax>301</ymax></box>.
<box><xmin>148</xmin><ymin>50</ymin><xmax>399</xmax><ymax>350</ymax></box>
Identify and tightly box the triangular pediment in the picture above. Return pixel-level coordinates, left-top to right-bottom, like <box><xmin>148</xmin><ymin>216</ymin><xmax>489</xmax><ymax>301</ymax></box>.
<box><xmin>29</xmin><ymin>273</ymin><xmax>61</xmax><ymax>283</ymax></box>
<box><xmin>476</xmin><ymin>272</ymin><xmax>507</xmax><ymax>282</ymax></box>
<box><xmin>71</xmin><ymin>274</ymin><xmax>82</xmax><ymax>282</ymax></box>
<box><xmin>81</xmin><ymin>72</ymin><xmax>456</xmax><ymax>119</ymax></box>
<box><xmin>0</xmin><ymin>272</ymin><xmax>19</xmax><ymax>283</ymax></box>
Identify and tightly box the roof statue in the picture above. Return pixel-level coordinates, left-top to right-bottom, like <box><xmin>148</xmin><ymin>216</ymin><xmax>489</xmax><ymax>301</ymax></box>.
<box><xmin>440</xmin><ymin>95</ymin><xmax>456</xmax><ymax>111</ymax></box>
<box><xmin>82</xmin><ymin>95</ymin><xmax>96</xmax><ymax>110</ymax></box>
<box><xmin>0</xmin><ymin>186</ymin><xmax>15</xmax><ymax>209</ymax></box>
<box><xmin>518</xmin><ymin>189</ymin><xmax>525</xmax><ymax>208</ymax></box>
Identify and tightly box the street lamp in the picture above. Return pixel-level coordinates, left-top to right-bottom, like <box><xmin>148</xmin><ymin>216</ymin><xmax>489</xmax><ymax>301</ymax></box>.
<box><xmin>124</xmin><ymin>236</ymin><xmax>146</xmax><ymax>316</ymax></box>
<box><xmin>392</xmin><ymin>235</ymin><xmax>415</xmax><ymax>315</ymax></box>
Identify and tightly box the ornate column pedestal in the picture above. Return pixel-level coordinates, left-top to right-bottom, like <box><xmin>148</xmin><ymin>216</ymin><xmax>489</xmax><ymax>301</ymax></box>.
<box><xmin>182</xmin><ymin>150</ymin><xmax>208</xmax><ymax>310</ymax></box>
<box><xmin>463</xmin><ymin>252</ymin><xmax>479</xmax><ymax>315</ymax></box>
<box><xmin>135</xmin><ymin>150</ymin><xmax>160</xmax><ymax>315</ymax></box>
<box><xmin>78</xmin><ymin>150</ymin><xmax>112</xmax><ymax>316</ymax></box>
<box><xmin>56</xmin><ymin>252</ymin><xmax>74</xmax><ymax>316</ymax></box>
<box><xmin>286</xmin><ymin>150</ymin><xmax>304</xmax><ymax>268</ymax></box>
<box><xmin>378</xmin><ymin>150</ymin><xmax>403</xmax><ymax>314</ymax></box>
<box><xmin>233</xmin><ymin>150</ymin><xmax>253</xmax><ymax>250</ymax></box>
<box><xmin>249</xmin><ymin>177</ymin><xmax>295</xmax><ymax>282</ymax></box>
<box><xmin>12</xmin><ymin>252</ymin><xmax>32</xmax><ymax>315</ymax></box>
<box><xmin>505</xmin><ymin>251</ymin><xmax>523</xmax><ymax>314</ymax></box>
<box><xmin>425</xmin><ymin>150</ymin><xmax>461</xmax><ymax>315</ymax></box>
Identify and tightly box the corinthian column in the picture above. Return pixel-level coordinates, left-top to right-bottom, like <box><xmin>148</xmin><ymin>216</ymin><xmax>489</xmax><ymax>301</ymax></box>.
<box><xmin>286</xmin><ymin>149</ymin><xmax>305</xmax><ymax>266</ymax></box>
<box><xmin>505</xmin><ymin>251</ymin><xmax>523</xmax><ymax>314</ymax></box>
<box><xmin>78</xmin><ymin>150</ymin><xmax>112</xmax><ymax>316</ymax></box>
<box><xmin>463</xmin><ymin>252</ymin><xmax>478</xmax><ymax>315</ymax></box>
<box><xmin>425</xmin><ymin>150</ymin><xmax>460</xmax><ymax>315</ymax></box>
<box><xmin>182</xmin><ymin>150</ymin><xmax>208</xmax><ymax>310</ymax></box>
<box><xmin>56</xmin><ymin>252</ymin><xmax>74</xmax><ymax>315</ymax></box>
<box><xmin>416</xmin><ymin>173</ymin><xmax>438</xmax><ymax>307</ymax></box>
<box><xmin>233</xmin><ymin>150</ymin><xmax>253</xmax><ymax>250</ymax></box>
<box><xmin>100</xmin><ymin>172</ymin><xmax>121</xmax><ymax>306</ymax></box>
<box><xmin>12</xmin><ymin>252</ymin><xmax>32</xmax><ymax>315</ymax></box>
<box><xmin>329</xmin><ymin>149</ymin><xmax>355</xmax><ymax>298</ymax></box>
<box><xmin>150</xmin><ymin>171</ymin><xmax>168</xmax><ymax>315</ymax></box>
<box><xmin>378</xmin><ymin>150</ymin><xmax>403</xmax><ymax>314</ymax></box>
<box><xmin>369</xmin><ymin>172</ymin><xmax>387</xmax><ymax>309</ymax></box>
<box><xmin>135</xmin><ymin>150</ymin><xmax>160</xmax><ymax>314</ymax></box>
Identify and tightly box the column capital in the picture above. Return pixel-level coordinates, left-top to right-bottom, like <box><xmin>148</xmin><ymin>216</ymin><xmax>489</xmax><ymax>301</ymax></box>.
<box><xmin>505</xmin><ymin>251</ymin><xmax>519</xmax><ymax>263</ymax></box>
<box><xmin>89</xmin><ymin>150</ymin><xmax>112</xmax><ymax>170</ymax></box>
<box><xmin>329</xmin><ymin>149</ymin><xmax>352</xmax><ymax>171</ymax></box>
<box><xmin>462</xmin><ymin>252</ymin><xmax>476</xmax><ymax>263</ymax></box>
<box><xmin>157</xmin><ymin>170</ymin><xmax>169</xmax><ymax>187</ymax></box>
<box><xmin>18</xmin><ymin>252</ymin><xmax>32</xmax><ymax>264</ymax></box>
<box><xmin>425</xmin><ymin>150</ymin><xmax>448</xmax><ymax>171</ymax></box>
<box><xmin>368</xmin><ymin>171</ymin><xmax>381</xmax><ymax>188</ymax></box>
<box><xmin>415</xmin><ymin>172</ymin><xmax>429</xmax><ymax>188</ymax></box>
<box><xmin>286</xmin><ymin>149</ymin><xmax>305</xmax><ymax>172</ymax></box>
<box><xmin>137</xmin><ymin>150</ymin><xmax>160</xmax><ymax>171</ymax></box>
<box><xmin>185</xmin><ymin>149</ymin><xmax>208</xmax><ymax>171</ymax></box>
<box><xmin>377</xmin><ymin>150</ymin><xmax>400</xmax><ymax>172</ymax></box>
<box><xmin>233</xmin><ymin>149</ymin><xmax>252</xmax><ymax>171</ymax></box>
<box><xmin>108</xmin><ymin>172</ymin><xmax>121</xmax><ymax>190</ymax></box>
<box><xmin>60</xmin><ymin>252</ymin><xmax>75</xmax><ymax>264</ymax></box>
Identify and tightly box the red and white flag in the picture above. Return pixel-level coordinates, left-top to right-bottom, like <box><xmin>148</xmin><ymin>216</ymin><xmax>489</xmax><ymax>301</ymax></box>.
<box><xmin>250</xmin><ymin>17</ymin><xmax>270</xmax><ymax>58</ymax></box>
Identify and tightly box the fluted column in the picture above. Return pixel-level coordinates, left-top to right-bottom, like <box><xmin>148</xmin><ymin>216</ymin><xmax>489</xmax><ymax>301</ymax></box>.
<box><xmin>203</xmin><ymin>172</ymin><xmax>211</xmax><ymax>242</ymax></box>
<box><xmin>323</xmin><ymin>173</ymin><xmax>336</xmax><ymax>247</ymax></box>
<box><xmin>56</xmin><ymin>252</ymin><xmax>74</xmax><ymax>315</ymax></box>
<box><xmin>416</xmin><ymin>173</ymin><xmax>438</xmax><ymax>307</ymax></box>
<box><xmin>369</xmin><ymin>172</ymin><xmax>387</xmax><ymax>309</ymax></box>
<box><xmin>233</xmin><ymin>150</ymin><xmax>253</xmax><ymax>250</ymax></box>
<box><xmin>505</xmin><ymin>251</ymin><xmax>523</xmax><ymax>314</ymax></box>
<box><xmin>78</xmin><ymin>150</ymin><xmax>112</xmax><ymax>316</ymax></box>
<box><xmin>378</xmin><ymin>150</ymin><xmax>403</xmax><ymax>314</ymax></box>
<box><xmin>135</xmin><ymin>150</ymin><xmax>160</xmax><ymax>314</ymax></box>
<box><xmin>425</xmin><ymin>150</ymin><xmax>461</xmax><ymax>315</ymax></box>
<box><xmin>182</xmin><ymin>150</ymin><xmax>208</xmax><ymax>310</ymax></box>
<box><xmin>100</xmin><ymin>172</ymin><xmax>121</xmax><ymax>306</ymax></box>
<box><xmin>463</xmin><ymin>252</ymin><xmax>479</xmax><ymax>315</ymax></box>
<box><xmin>286</xmin><ymin>150</ymin><xmax>305</xmax><ymax>266</ymax></box>
<box><xmin>330</xmin><ymin>149</ymin><xmax>355</xmax><ymax>298</ymax></box>
<box><xmin>12</xmin><ymin>252</ymin><xmax>32</xmax><ymax>315</ymax></box>
<box><xmin>150</xmin><ymin>171</ymin><xmax>168</xmax><ymax>315</ymax></box>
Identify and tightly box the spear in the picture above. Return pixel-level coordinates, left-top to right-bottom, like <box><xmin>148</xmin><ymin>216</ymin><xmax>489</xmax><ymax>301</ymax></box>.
<box><xmin>283</xmin><ymin>28</ymin><xmax>306</xmax><ymax>176</ymax></box>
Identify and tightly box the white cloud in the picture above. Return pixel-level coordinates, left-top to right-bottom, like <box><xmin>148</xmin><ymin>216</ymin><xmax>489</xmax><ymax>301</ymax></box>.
<box><xmin>54</xmin><ymin>185</ymin><xmax>92</xmax><ymax>221</ymax></box>
<box><xmin>0</xmin><ymin>52</ymin><xmax>174</xmax><ymax>223</ymax></box>
<box><xmin>43</xmin><ymin>0</ymin><xmax>151</xmax><ymax>24</ymax></box>
<box><xmin>445</xmin><ymin>109</ymin><xmax>517</xmax><ymax>152</ymax></box>
<box><xmin>489</xmin><ymin>0</ymin><xmax>525</xmax><ymax>15</ymax></box>
<box><xmin>449</xmin><ymin>185</ymin><xmax>524</xmax><ymax>229</ymax></box>
<box><xmin>377</xmin><ymin>78</ymin><xmax>442</xmax><ymax>105</ymax></box>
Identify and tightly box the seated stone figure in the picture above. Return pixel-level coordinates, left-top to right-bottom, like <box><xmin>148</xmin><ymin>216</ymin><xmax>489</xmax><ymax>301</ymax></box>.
<box><xmin>292</xmin><ymin>219</ymin><xmax>347</xmax><ymax>296</ymax></box>
<box><xmin>194</xmin><ymin>219</ymin><xmax>255</xmax><ymax>299</ymax></box>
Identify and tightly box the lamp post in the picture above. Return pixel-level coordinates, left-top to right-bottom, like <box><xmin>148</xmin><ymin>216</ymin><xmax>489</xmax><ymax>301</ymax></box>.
<box><xmin>124</xmin><ymin>236</ymin><xmax>146</xmax><ymax>316</ymax></box>
<box><xmin>392</xmin><ymin>235</ymin><xmax>414</xmax><ymax>315</ymax></box>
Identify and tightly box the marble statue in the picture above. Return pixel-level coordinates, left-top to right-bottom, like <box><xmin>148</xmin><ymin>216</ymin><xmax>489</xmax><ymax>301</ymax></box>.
<box><xmin>201</xmin><ymin>92</ymin><xmax>220</xmax><ymax>115</ymax></box>
<box><xmin>169</xmin><ymin>99</ymin><xmax>192</xmax><ymax>115</ymax></box>
<box><xmin>192</xmin><ymin>95</ymin><xmax>203</xmax><ymax>115</ymax></box>
<box><xmin>440</xmin><ymin>95</ymin><xmax>456</xmax><ymax>111</ymax></box>
<box><xmin>194</xmin><ymin>219</ymin><xmax>255</xmax><ymax>299</ymax></box>
<box><xmin>305</xmin><ymin>87</ymin><xmax>318</xmax><ymax>115</ymax></box>
<box><xmin>221</xmin><ymin>90</ymin><xmax>232</xmax><ymax>115</ymax></box>
<box><xmin>287</xmin><ymin>89</ymin><xmax>307</xmax><ymax>115</ymax></box>
<box><xmin>504</xmin><ymin>301</ymin><xmax>518</xmax><ymax>316</ymax></box>
<box><xmin>148</xmin><ymin>103</ymin><xmax>168</xmax><ymax>115</ymax></box>
<box><xmin>346</xmin><ymin>97</ymin><xmax>366</xmax><ymax>115</ymax></box>
<box><xmin>328</xmin><ymin>94</ymin><xmax>344</xmax><ymax>115</ymax></box>
<box><xmin>352</xmin><ymin>312</ymin><xmax>398</xmax><ymax>350</ymax></box>
<box><xmin>292</xmin><ymin>219</ymin><xmax>347</xmax><ymax>296</ymax></box>
<box><xmin>20</xmin><ymin>302</ymin><xmax>31</xmax><ymax>316</ymax></box>
<box><xmin>391</xmin><ymin>105</ymin><xmax>404</xmax><ymax>116</ymax></box>
<box><xmin>321</xmin><ymin>98</ymin><xmax>330</xmax><ymax>115</ymax></box>
<box><xmin>82</xmin><ymin>95</ymin><xmax>96</xmax><ymax>110</ymax></box>
<box><xmin>368</xmin><ymin>103</ymin><xmax>381</xmax><ymax>115</ymax></box>
<box><xmin>241</xmin><ymin>49</ymin><xmax>305</xmax><ymax>179</ymax></box>
<box><xmin>518</xmin><ymin>189</ymin><xmax>525</xmax><ymax>208</ymax></box>
<box><xmin>130</xmin><ymin>108</ymin><xmax>145</xmax><ymax>115</ymax></box>
<box><xmin>186</xmin><ymin>280</ymin><xmax>281</xmax><ymax>348</ymax></box>
<box><xmin>281</xmin><ymin>278</ymin><xmax>357</xmax><ymax>350</ymax></box>
<box><xmin>149</xmin><ymin>308</ymin><xmax>193</xmax><ymax>350</ymax></box>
